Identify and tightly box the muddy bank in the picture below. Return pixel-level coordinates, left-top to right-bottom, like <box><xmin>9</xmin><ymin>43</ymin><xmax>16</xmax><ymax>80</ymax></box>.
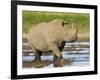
<box><xmin>23</xmin><ymin>59</ymin><xmax>72</xmax><ymax>68</ymax></box>
<box><xmin>22</xmin><ymin>40</ymin><xmax>90</xmax><ymax>68</ymax></box>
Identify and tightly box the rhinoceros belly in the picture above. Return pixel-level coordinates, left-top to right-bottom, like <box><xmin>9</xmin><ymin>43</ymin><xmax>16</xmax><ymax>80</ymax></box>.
<box><xmin>35</xmin><ymin>42</ymin><xmax>50</xmax><ymax>51</ymax></box>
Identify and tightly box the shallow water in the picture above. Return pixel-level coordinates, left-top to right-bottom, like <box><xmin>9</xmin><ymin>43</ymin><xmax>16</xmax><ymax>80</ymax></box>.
<box><xmin>22</xmin><ymin>42</ymin><xmax>90</xmax><ymax>68</ymax></box>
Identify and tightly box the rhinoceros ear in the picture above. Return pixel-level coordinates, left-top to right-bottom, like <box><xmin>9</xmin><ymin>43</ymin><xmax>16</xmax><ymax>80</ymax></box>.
<box><xmin>62</xmin><ymin>22</ymin><xmax>64</xmax><ymax>26</ymax></box>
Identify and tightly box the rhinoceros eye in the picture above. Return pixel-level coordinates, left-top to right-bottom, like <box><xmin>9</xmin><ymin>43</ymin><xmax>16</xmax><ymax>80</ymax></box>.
<box><xmin>66</xmin><ymin>33</ymin><xmax>69</xmax><ymax>35</ymax></box>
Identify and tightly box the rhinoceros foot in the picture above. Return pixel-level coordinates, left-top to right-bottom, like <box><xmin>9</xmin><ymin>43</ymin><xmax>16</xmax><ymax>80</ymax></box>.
<box><xmin>53</xmin><ymin>59</ymin><xmax>72</xmax><ymax>67</ymax></box>
<box><xmin>53</xmin><ymin>59</ymin><xmax>63</xmax><ymax>67</ymax></box>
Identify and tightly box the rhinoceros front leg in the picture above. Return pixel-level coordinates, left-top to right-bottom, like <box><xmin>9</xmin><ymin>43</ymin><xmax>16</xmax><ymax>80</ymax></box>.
<box><xmin>59</xmin><ymin>41</ymin><xmax>66</xmax><ymax>51</ymax></box>
<box><xmin>49</xmin><ymin>43</ymin><xmax>63</xmax><ymax>67</ymax></box>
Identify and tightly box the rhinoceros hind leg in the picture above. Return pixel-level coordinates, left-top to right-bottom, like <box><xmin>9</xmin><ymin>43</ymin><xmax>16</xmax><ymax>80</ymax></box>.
<box><xmin>34</xmin><ymin>50</ymin><xmax>42</xmax><ymax>61</ymax></box>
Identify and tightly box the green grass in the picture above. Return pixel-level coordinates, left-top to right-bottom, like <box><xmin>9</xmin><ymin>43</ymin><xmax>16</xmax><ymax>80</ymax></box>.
<box><xmin>22</xmin><ymin>10</ymin><xmax>89</xmax><ymax>33</ymax></box>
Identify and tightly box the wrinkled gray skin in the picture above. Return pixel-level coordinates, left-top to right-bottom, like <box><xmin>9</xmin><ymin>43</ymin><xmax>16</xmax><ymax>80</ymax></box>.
<box><xmin>27</xmin><ymin>19</ymin><xmax>78</xmax><ymax>67</ymax></box>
